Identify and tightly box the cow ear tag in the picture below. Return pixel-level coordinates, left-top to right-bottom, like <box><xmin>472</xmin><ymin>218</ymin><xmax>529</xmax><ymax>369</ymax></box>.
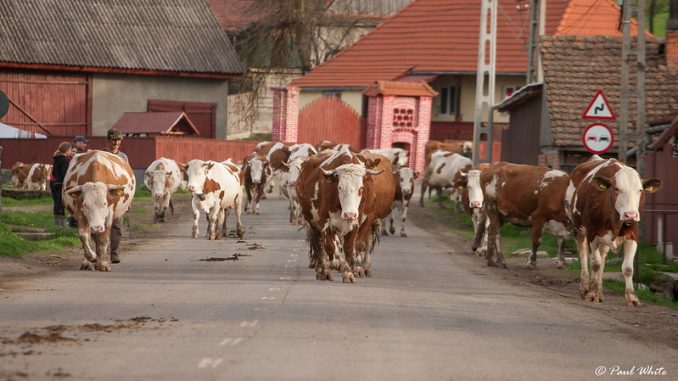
<box><xmin>598</xmin><ymin>183</ymin><xmax>608</xmax><ymax>190</ymax></box>
<box><xmin>457</xmin><ymin>185</ymin><xmax>464</xmax><ymax>190</ymax></box>
<box><xmin>115</xmin><ymin>189</ymin><xmax>124</xmax><ymax>197</ymax></box>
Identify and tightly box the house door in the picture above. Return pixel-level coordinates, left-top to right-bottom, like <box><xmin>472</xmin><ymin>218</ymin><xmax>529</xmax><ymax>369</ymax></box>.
<box><xmin>297</xmin><ymin>97</ymin><xmax>365</xmax><ymax>148</ymax></box>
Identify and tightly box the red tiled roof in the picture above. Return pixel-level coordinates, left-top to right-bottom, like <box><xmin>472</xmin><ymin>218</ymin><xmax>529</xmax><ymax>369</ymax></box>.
<box><xmin>363</xmin><ymin>80</ymin><xmax>438</xmax><ymax>97</ymax></box>
<box><xmin>292</xmin><ymin>0</ymin><xmax>635</xmax><ymax>88</ymax></box>
<box><xmin>555</xmin><ymin>0</ymin><xmax>637</xmax><ymax>36</ymax></box>
<box><xmin>113</xmin><ymin>112</ymin><xmax>200</xmax><ymax>136</ymax></box>
<box><xmin>207</xmin><ymin>0</ymin><xmax>260</xmax><ymax>33</ymax></box>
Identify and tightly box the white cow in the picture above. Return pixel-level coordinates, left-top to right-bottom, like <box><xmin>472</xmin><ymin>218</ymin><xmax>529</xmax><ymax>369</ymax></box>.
<box><xmin>386</xmin><ymin>166</ymin><xmax>418</xmax><ymax>237</ymax></box>
<box><xmin>185</xmin><ymin>159</ymin><xmax>244</xmax><ymax>240</ymax></box>
<box><xmin>361</xmin><ymin>148</ymin><xmax>408</xmax><ymax>168</ymax></box>
<box><xmin>422</xmin><ymin>150</ymin><xmax>472</xmax><ymax>208</ymax></box>
<box><xmin>144</xmin><ymin>158</ymin><xmax>182</xmax><ymax>223</ymax></box>
<box><xmin>282</xmin><ymin>143</ymin><xmax>318</xmax><ymax>224</ymax></box>
<box><xmin>62</xmin><ymin>150</ymin><xmax>136</xmax><ymax>272</ymax></box>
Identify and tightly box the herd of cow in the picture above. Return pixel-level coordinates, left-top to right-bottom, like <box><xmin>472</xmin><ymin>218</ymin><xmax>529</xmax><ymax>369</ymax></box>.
<box><xmin>7</xmin><ymin>138</ymin><xmax>662</xmax><ymax>306</ymax></box>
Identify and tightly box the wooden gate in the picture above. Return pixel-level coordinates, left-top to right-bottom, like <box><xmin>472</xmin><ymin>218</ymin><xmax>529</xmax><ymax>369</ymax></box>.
<box><xmin>0</xmin><ymin>70</ymin><xmax>89</xmax><ymax>136</ymax></box>
<box><xmin>297</xmin><ymin>97</ymin><xmax>365</xmax><ymax>148</ymax></box>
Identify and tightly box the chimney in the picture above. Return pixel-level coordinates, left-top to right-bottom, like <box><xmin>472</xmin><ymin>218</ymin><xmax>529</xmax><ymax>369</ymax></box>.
<box><xmin>668</xmin><ymin>0</ymin><xmax>678</xmax><ymax>69</ymax></box>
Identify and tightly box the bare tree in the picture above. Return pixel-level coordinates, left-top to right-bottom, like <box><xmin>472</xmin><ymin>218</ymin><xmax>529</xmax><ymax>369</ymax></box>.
<box><xmin>228</xmin><ymin>0</ymin><xmax>386</xmax><ymax>136</ymax></box>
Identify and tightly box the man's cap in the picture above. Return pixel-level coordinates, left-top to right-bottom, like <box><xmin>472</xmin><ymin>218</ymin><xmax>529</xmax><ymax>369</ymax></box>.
<box><xmin>73</xmin><ymin>135</ymin><xmax>89</xmax><ymax>143</ymax></box>
<box><xmin>107</xmin><ymin>129</ymin><xmax>123</xmax><ymax>140</ymax></box>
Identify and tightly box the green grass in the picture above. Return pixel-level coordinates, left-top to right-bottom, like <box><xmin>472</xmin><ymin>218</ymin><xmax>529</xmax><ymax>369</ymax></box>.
<box><xmin>1</xmin><ymin>195</ymin><xmax>53</xmax><ymax>207</ymax></box>
<box><xmin>604</xmin><ymin>279</ymin><xmax>678</xmax><ymax>309</ymax></box>
<box><xmin>0</xmin><ymin>210</ymin><xmax>79</xmax><ymax>257</ymax></box>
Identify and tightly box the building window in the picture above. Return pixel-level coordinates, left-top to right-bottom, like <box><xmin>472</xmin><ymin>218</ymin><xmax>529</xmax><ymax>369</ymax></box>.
<box><xmin>393</xmin><ymin>108</ymin><xmax>414</xmax><ymax>128</ymax></box>
<box><xmin>322</xmin><ymin>90</ymin><xmax>341</xmax><ymax>98</ymax></box>
<box><xmin>438</xmin><ymin>86</ymin><xmax>457</xmax><ymax>115</ymax></box>
<box><xmin>503</xmin><ymin>86</ymin><xmax>516</xmax><ymax>99</ymax></box>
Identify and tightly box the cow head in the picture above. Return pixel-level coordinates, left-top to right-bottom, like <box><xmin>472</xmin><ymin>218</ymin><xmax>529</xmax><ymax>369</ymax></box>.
<box><xmin>394</xmin><ymin>167</ymin><xmax>418</xmax><ymax>197</ymax></box>
<box><xmin>248</xmin><ymin>156</ymin><xmax>268</xmax><ymax>185</ymax></box>
<box><xmin>65</xmin><ymin>183</ymin><xmax>125</xmax><ymax>233</ymax></box>
<box><xmin>146</xmin><ymin>168</ymin><xmax>174</xmax><ymax>199</ymax></box>
<box><xmin>185</xmin><ymin>159</ymin><xmax>214</xmax><ymax>196</ymax></box>
<box><xmin>283</xmin><ymin>157</ymin><xmax>305</xmax><ymax>189</ymax></box>
<box><xmin>321</xmin><ymin>159</ymin><xmax>383</xmax><ymax>221</ymax></box>
<box><xmin>591</xmin><ymin>167</ymin><xmax>661</xmax><ymax>222</ymax></box>
<box><xmin>453</xmin><ymin>169</ymin><xmax>483</xmax><ymax>210</ymax></box>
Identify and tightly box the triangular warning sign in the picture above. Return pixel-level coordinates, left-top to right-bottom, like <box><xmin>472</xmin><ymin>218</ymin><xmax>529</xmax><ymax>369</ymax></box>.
<box><xmin>583</xmin><ymin>90</ymin><xmax>616</xmax><ymax>120</ymax></box>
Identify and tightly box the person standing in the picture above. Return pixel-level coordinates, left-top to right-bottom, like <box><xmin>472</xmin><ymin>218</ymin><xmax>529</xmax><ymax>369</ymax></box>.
<box><xmin>50</xmin><ymin>142</ymin><xmax>72</xmax><ymax>227</ymax></box>
<box><xmin>72</xmin><ymin>135</ymin><xmax>89</xmax><ymax>154</ymax></box>
<box><xmin>104</xmin><ymin>129</ymin><xmax>128</xmax><ymax>263</ymax></box>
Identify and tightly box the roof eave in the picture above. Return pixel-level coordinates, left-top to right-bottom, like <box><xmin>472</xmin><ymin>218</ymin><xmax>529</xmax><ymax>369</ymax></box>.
<box><xmin>0</xmin><ymin>61</ymin><xmax>244</xmax><ymax>80</ymax></box>
<box><xmin>495</xmin><ymin>82</ymin><xmax>543</xmax><ymax>111</ymax></box>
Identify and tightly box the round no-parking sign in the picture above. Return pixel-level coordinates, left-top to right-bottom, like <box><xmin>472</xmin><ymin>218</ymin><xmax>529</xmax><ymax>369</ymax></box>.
<box><xmin>582</xmin><ymin>123</ymin><xmax>614</xmax><ymax>154</ymax></box>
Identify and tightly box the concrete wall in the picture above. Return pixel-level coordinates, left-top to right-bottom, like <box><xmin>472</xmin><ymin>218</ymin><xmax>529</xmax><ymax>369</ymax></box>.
<box><xmin>92</xmin><ymin>74</ymin><xmax>230</xmax><ymax>138</ymax></box>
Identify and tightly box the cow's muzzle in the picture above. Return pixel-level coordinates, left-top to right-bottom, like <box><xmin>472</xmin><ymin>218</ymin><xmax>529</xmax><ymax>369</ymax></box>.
<box><xmin>90</xmin><ymin>225</ymin><xmax>105</xmax><ymax>233</ymax></box>
<box><xmin>623</xmin><ymin>211</ymin><xmax>639</xmax><ymax>222</ymax></box>
<box><xmin>470</xmin><ymin>201</ymin><xmax>482</xmax><ymax>209</ymax></box>
<box><xmin>341</xmin><ymin>212</ymin><xmax>358</xmax><ymax>221</ymax></box>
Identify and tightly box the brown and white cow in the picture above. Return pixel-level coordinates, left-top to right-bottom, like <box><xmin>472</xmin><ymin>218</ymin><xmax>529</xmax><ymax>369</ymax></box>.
<box><xmin>424</xmin><ymin>139</ymin><xmax>472</xmax><ymax>168</ymax></box>
<box><xmin>25</xmin><ymin>163</ymin><xmax>52</xmax><ymax>191</ymax></box>
<box><xmin>242</xmin><ymin>153</ymin><xmax>270</xmax><ymax>214</ymax></box>
<box><xmin>10</xmin><ymin>162</ymin><xmax>33</xmax><ymax>188</ymax></box>
<box><xmin>144</xmin><ymin>158</ymin><xmax>183</xmax><ymax>223</ymax></box>
<box><xmin>566</xmin><ymin>155</ymin><xmax>661</xmax><ymax>306</ymax></box>
<box><xmin>62</xmin><ymin>150</ymin><xmax>135</xmax><ymax>272</ymax></box>
<box><xmin>452</xmin><ymin>168</ymin><xmax>488</xmax><ymax>256</ymax></box>
<box><xmin>386</xmin><ymin>166</ymin><xmax>418</xmax><ymax>237</ymax></box>
<box><xmin>420</xmin><ymin>151</ymin><xmax>472</xmax><ymax>208</ymax></box>
<box><xmin>316</xmin><ymin>140</ymin><xmax>360</xmax><ymax>153</ymax></box>
<box><xmin>185</xmin><ymin>159</ymin><xmax>244</xmax><ymax>240</ymax></box>
<box><xmin>297</xmin><ymin>147</ymin><xmax>386</xmax><ymax>282</ymax></box>
<box><xmin>475</xmin><ymin>162</ymin><xmax>571</xmax><ymax>269</ymax></box>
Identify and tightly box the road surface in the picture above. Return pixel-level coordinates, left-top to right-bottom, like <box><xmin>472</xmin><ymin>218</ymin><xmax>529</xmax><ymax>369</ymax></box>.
<box><xmin>0</xmin><ymin>198</ymin><xmax>675</xmax><ymax>380</ymax></box>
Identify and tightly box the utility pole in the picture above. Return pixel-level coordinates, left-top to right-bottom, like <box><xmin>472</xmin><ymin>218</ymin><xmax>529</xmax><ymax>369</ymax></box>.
<box><xmin>619</xmin><ymin>0</ymin><xmax>632</xmax><ymax>163</ymax></box>
<box><xmin>636</xmin><ymin>0</ymin><xmax>646</xmax><ymax>176</ymax></box>
<box><xmin>472</xmin><ymin>0</ymin><xmax>497</xmax><ymax>165</ymax></box>
<box><xmin>526</xmin><ymin>0</ymin><xmax>546</xmax><ymax>84</ymax></box>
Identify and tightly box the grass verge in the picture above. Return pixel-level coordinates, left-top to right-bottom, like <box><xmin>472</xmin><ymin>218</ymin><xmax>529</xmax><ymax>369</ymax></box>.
<box><xmin>0</xmin><ymin>210</ymin><xmax>79</xmax><ymax>258</ymax></box>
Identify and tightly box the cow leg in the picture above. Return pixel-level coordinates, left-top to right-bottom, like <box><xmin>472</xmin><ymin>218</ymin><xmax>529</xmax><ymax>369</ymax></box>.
<box><xmin>317</xmin><ymin>230</ymin><xmax>335</xmax><ymax>281</ymax></box>
<box><xmin>234</xmin><ymin>194</ymin><xmax>245</xmax><ymax>239</ymax></box>
<box><xmin>436</xmin><ymin>187</ymin><xmax>445</xmax><ymax>209</ymax></box>
<box><xmin>527</xmin><ymin>219</ymin><xmax>545</xmax><ymax>269</ymax></box>
<box><xmin>79</xmin><ymin>228</ymin><xmax>97</xmax><ymax>263</ymax></box>
<box><xmin>622</xmin><ymin>239</ymin><xmax>641</xmax><ymax>306</ymax></box>
<box><xmin>586</xmin><ymin>243</ymin><xmax>604</xmax><ymax>303</ymax></box>
<box><xmin>385</xmin><ymin>210</ymin><xmax>394</xmax><ymax>235</ymax></box>
<box><xmin>254</xmin><ymin>187</ymin><xmax>263</xmax><ymax>215</ymax></box>
<box><xmin>169</xmin><ymin>198</ymin><xmax>174</xmax><ymax>215</ymax></box>
<box><xmin>555</xmin><ymin>234</ymin><xmax>567</xmax><ymax>269</ymax></box>
<box><xmin>471</xmin><ymin>210</ymin><xmax>486</xmax><ymax>254</ymax></box>
<box><xmin>93</xmin><ymin>232</ymin><xmax>111</xmax><ymax>272</ymax></box>
<box><xmin>342</xmin><ymin>230</ymin><xmax>358</xmax><ymax>283</ymax></box>
<box><xmin>400</xmin><ymin>204</ymin><xmax>408</xmax><ymax>237</ymax></box>
<box><xmin>207</xmin><ymin>206</ymin><xmax>219</xmax><ymax>240</ymax></box>
<box><xmin>191</xmin><ymin>203</ymin><xmax>200</xmax><ymax>238</ymax></box>
<box><xmin>576</xmin><ymin>235</ymin><xmax>591</xmax><ymax>299</ymax></box>
<box><xmin>244</xmin><ymin>187</ymin><xmax>252</xmax><ymax>214</ymax></box>
<box><xmin>217</xmin><ymin>208</ymin><xmax>227</xmax><ymax>239</ymax></box>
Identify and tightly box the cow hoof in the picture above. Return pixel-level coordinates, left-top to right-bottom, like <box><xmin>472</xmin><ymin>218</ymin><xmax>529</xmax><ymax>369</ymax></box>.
<box><xmin>316</xmin><ymin>271</ymin><xmax>326</xmax><ymax>280</ymax></box>
<box><xmin>555</xmin><ymin>260</ymin><xmax>565</xmax><ymax>269</ymax></box>
<box><xmin>578</xmin><ymin>285</ymin><xmax>589</xmax><ymax>299</ymax></box>
<box><xmin>342</xmin><ymin>272</ymin><xmax>355</xmax><ymax>283</ymax></box>
<box><xmin>191</xmin><ymin>229</ymin><xmax>199</xmax><ymax>238</ymax></box>
<box><xmin>625</xmin><ymin>293</ymin><xmax>640</xmax><ymax>307</ymax></box>
<box><xmin>80</xmin><ymin>262</ymin><xmax>93</xmax><ymax>271</ymax></box>
<box><xmin>354</xmin><ymin>266</ymin><xmax>365</xmax><ymax>277</ymax></box>
<box><xmin>330</xmin><ymin>258</ymin><xmax>340</xmax><ymax>270</ymax></box>
<box><xmin>526</xmin><ymin>261</ymin><xmax>537</xmax><ymax>270</ymax></box>
<box><xmin>364</xmin><ymin>269</ymin><xmax>372</xmax><ymax>278</ymax></box>
<box><xmin>585</xmin><ymin>291</ymin><xmax>602</xmax><ymax>303</ymax></box>
<box><xmin>389</xmin><ymin>227</ymin><xmax>396</xmax><ymax>235</ymax></box>
<box><xmin>95</xmin><ymin>262</ymin><xmax>111</xmax><ymax>272</ymax></box>
<box><xmin>400</xmin><ymin>232</ymin><xmax>407</xmax><ymax>237</ymax></box>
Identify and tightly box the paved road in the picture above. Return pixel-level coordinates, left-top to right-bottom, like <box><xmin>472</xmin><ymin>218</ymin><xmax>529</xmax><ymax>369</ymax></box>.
<box><xmin>1</xmin><ymin>198</ymin><xmax>675</xmax><ymax>380</ymax></box>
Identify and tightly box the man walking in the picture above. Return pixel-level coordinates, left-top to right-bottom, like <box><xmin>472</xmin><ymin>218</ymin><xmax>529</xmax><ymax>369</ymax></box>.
<box><xmin>104</xmin><ymin>128</ymin><xmax>128</xmax><ymax>263</ymax></box>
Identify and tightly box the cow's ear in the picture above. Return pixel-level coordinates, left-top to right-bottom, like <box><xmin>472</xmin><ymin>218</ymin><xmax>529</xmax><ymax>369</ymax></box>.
<box><xmin>364</xmin><ymin>157</ymin><xmax>381</xmax><ymax>169</ymax></box>
<box><xmin>642</xmin><ymin>178</ymin><xmax>661</xmax><ymax>193</ymax></box>
<box><xmin>413</xmin><ymin>171</ymin><xmax>420</xmax><ymax>179</ymax></box>
<box><xmin>592</xmin><ymin>176</ymin><xmax>611</xmax><ymax>191</ymax></box>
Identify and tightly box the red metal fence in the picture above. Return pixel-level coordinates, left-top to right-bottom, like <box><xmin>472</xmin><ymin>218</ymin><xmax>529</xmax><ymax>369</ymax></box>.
<box><xmin>0</xmin><ymin>137</ymin><xmax>259</xmax><ymax>170</ymax></box>
<box><xmin>297</xmin><ymin>97</ymin><xmax>365</xmax><ymax>148</ymax></box>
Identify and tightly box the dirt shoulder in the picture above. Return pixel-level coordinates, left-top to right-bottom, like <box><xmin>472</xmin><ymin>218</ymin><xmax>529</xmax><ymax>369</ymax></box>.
<box><xmin>0</xmin><ymin>194</ymin><xmax>193</xmax><ymax>293</ymax></box>
<box><xmin>408</xmin><ymin>201</ymin><xmax>678</xmax><ymax>350</ymax></box>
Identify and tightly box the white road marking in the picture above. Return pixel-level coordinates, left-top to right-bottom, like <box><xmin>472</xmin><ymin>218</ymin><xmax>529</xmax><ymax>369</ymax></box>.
<box><xmin>219</xmin><ymin>337</ymin><xmax>245</xmax><ymax>346</ymax></box>
<box><xmin>280</xmin><ymin>277</ymin><xmax>292</xmax><ymax>280</ymax></box>
<box><xmin>198</xmin><ymin>357</ymin><xmax>224</xmax><ymax>369</ymax></box>
<box><xmin>240</xmin><ymin>320</ymin><xmax>258</xmax><ymax>328</ymax></box>
<box><xmin>290</xmin><ymin>254</ymin><xmax>299</xmax><ymax>257</ymax></box>
<box><xmin>287</xmin><ymin>259</ymin><xmax>294</xmax><ymax>263</ymax></box>
<box><xmin>261</xmin><ymin>296</ymin><xmax>276</xmax><ymax>300</ymax></box>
